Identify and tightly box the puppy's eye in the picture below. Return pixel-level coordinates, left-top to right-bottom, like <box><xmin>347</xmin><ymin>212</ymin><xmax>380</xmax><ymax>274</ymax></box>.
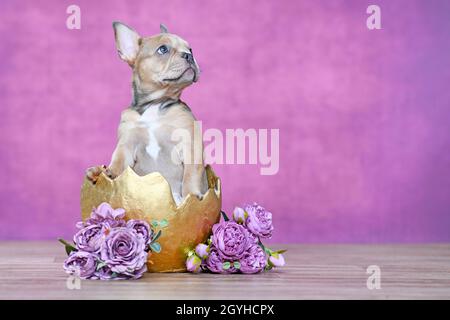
<box><xmin>157</xmin><ymin>45</ymin><xmax>169</xmax><ymax>55</ymax></box>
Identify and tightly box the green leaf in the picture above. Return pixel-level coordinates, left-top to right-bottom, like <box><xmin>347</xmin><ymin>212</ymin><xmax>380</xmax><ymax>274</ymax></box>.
<box><xmin>65</xmin><ymin>246</ymin><xmax>75</xmax><ymax>256</ymax></box>
<box><xmin>221</xmin><ymin>211</ymin><xmax>229</xmax><ymax>221</ymax></box>
<box><xmin>58</xmin><ymin>238</ymin><xmax>77</xmax><ymax>256</ymax></box>
<box><xmin>159</xmin><ymin>219</ymin><xmax>169</xmax><ymax>228</ymax></box>
<box><xmin>111</xmin><ymin>272</ymin><xmax>118</xmax><ymax>278</ymax></box>
<box><xmin>258</xmin><ymin>241</ymin><xmax>272</xmax><ymax>255</ymax></box>
<box><xmin>151</xmin><ymin>220</ymin><xmax>159</xmax><ymax>228</ymax></box>
<box><xmin>275</xmin><ymin>249</ymin><xmax>287</xmax><ymax>254</ymax></box>
<box><xmin>96</xmin><ymin>261</ymin><xmax>107</xmax><ymax>271</ymax></box>
<box><xmin>222</xmin><ymin>261</ymin><xmax>231</xmax><ymax>270</ymax></box>
<box><xmin>233</xmin><ymin>261</ymin><xmax>241</xmax><ymax>269</ymax></box>
<box><xmin>58</xmin><ymin>238</ymin><xmax>75</xmax><ymax>248</ymax></box>
<box><xmin>151</xmin><ymin>230</ymin><xmax>162</xmax><ymax>243</ymax></box>
<box><xmin>150</xmin><ymin>242</ymin><xmax>162</xmax><ymax>253</ymax></box>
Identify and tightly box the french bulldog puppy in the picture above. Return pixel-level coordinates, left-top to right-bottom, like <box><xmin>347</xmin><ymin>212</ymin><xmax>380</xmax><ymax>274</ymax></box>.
<box><xmin>86</xmin><ymin>22</ymin><xmax>207</xmax><ymax>204</ymax></box>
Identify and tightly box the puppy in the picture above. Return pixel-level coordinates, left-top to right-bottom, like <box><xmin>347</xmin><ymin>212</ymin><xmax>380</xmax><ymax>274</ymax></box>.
<box><xmin>86</xmin><ymin>22</ymin><xmax>207</xmax><ymax>204</ymax></box>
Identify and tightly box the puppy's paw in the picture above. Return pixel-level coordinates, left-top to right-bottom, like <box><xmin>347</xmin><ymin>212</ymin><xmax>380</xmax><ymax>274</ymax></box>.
<box><xmin>85</xmin><ymin>165</ymin><xmax>107</xmax><ymax>183</ymax></box>
<box><xmin>192</xmin><ymin>192</ymin><xmax>204</xmax><ymax>201</ymax></box>
<box><xmin>103</xmin><ymin>167</ymin><xmax>117</xmax><ymax>179</ymax></box>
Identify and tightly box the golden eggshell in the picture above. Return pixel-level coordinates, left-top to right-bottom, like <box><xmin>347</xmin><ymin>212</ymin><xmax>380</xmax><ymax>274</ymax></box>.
<box><xmin>80</xmin><ymin>165</ymin><xmax>221</xmax><ymax>272</ymax></box>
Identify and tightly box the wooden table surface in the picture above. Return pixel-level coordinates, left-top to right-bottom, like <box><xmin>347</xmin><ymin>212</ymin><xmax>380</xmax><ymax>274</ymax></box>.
<box><xmin>0</xmin><ymin>241</ymin><xmax>449</xmax><ymax>299</ymax></box>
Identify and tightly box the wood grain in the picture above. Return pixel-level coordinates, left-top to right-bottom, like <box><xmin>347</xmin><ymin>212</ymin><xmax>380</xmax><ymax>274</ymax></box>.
<box><xmin>0</xmin><ymin>242</ymin><xmax>449</xmax><ymax>299</ymax></box>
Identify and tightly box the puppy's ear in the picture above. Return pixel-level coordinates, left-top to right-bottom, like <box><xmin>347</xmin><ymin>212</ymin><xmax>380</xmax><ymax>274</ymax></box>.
<box><xmin>113</xmin><ymin>21</ymin><xmax>141</xmax><ymax>66</ymax></box>
<box><xmin>160</xmin><ymin>23</ymin><xmax>169</xmax><ymax>33</ymax></box>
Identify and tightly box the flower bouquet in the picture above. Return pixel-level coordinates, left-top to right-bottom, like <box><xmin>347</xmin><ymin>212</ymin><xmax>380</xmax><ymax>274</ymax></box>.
<box><xmin>186</xmin><ymin>203</ymin><xmax>286</xmax><ymax>274</ymax></box>
<box><xmin>59</xmin><ymin>202</ymin><xmax>166</xmax><ymax>280</ymax></box>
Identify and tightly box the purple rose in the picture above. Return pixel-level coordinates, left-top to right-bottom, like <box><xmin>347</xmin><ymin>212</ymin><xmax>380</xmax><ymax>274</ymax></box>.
<box><xmin>73</xmin><ymin>224</ymin><xmax>105</xmax><ymax>253</ymax></box>
<box><xmin>205</xmin><ymin>247</ymin><xmax>237</xmax><ymax>274</ymax></box>
<box><xmin>244</xmin><ymin>203</ymin><xmax>274</xmax><ymax>239</ymax></box>
<box><xmin>239</xmin><ymin>244</ymin><xmax>267</xmax><ymax>274</ymax></box>
<box><xmin>269</xmin><ymin>253</ymin><xmax>286</xmax><ymax>267</ymax></box>
<box><xmin>247</xmin><ymin>231</ymin><xmax>260</xmax><ymax>245</ymax></box>
<box><xmin>95</xmin><ymin>264</ymin><xmax>146</xmax><ymax>280</ymax></box>
<box><xmin>82</xmin><ymin>202</ymin><xmax>126</xmax><ymax>228</ymax></box>
<box><xmin>63</xmin><ymin>251</ymin><xmax>98</xmax><ymax>279</ymax></box>
<box><xmin>94</xmin><ymin>265</ymin><xmax>124</xmax><ymax>280</ymax></box>
<box><xmin>195</xmin><ymin>243</ymin><xmax>209</xmax><ymax>259</ymax></box>
<box><xmin>212</xmin><ymin>221</ymin><xmax>251</xmax><ymax>260</ymax></box>
<box><xmin>186</xmin><ymin>254</ymin><xmax>202</xmax><ymax>273</ymax></box>
<box><xmin>100</xmin><ymin>227</ymin><xmax>148</xmax><ymax>277</ymax></box>
<box><xmin>127</xmin><ymin>220</ymin><xmax>153</xmax><ymax>245</ymax></box>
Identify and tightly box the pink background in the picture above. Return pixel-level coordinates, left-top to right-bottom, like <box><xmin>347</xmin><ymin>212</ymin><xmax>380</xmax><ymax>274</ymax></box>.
<box><xmin>1</xmin><ymin>0</ymin><xmax>449</xmax><ymax>243</ymax></box>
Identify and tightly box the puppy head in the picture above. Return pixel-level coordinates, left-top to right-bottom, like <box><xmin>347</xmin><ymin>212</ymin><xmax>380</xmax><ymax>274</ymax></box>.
<box><xmin>113</xmin><ymin>22</ymin><xmax>200</xmax><ymax>98</ymax></box>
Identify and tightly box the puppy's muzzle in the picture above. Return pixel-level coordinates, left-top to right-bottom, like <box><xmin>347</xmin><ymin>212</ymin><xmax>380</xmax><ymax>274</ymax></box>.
<box><xmin>181</xmin><ymin>52</ymin><xmax>194</xmax><ymax>64</ymax></box>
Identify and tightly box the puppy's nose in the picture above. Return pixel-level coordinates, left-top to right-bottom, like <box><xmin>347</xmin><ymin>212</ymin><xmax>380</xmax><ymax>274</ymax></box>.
<box><xmin>181</xmin><ymin>52</ymin><xmax>194</xmax><ymax>64</ymax></box>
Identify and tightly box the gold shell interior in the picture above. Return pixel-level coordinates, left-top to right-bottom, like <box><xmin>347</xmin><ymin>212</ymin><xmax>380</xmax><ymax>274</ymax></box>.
<box><xmin>80</xmin><ymin>165</ymin><xmax>221</xmax><ymax>272</ymax></box>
